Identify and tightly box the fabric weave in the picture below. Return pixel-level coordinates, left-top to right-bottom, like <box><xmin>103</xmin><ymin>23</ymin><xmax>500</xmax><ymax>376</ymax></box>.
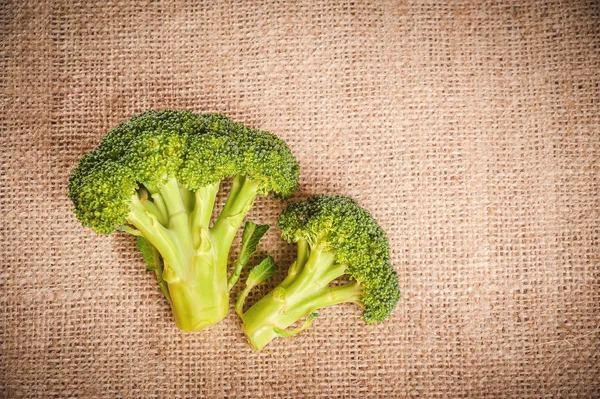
<box><xmin>2</xmin><ymin>0</ymin><xmax>599</xmax><ymax>397</ymax></box>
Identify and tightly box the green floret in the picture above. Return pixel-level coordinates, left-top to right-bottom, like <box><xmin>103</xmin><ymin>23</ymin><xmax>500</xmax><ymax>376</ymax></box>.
<box><xmin>237</xmin><ymin>128</ymin><xmax>300</xmax><ymax>197</ymax></box>
<box><xmin>98</xmin><ymin>110</ymin><xmax>203</xmax><ymax>160</ymax></box>
<box><xmin>360</xmin><ymin>264</ymin><xmax>401</xmax><ymax>323</ymax></box>
<box><xmin>237</xmin><ymin>194</ymin><xmax>401</xmax><ymax>350</ymax></box>
<box><xmin>177</xmin><ymin>130</ymin><xmax>240</xmax><ymax>189</ymax></box>
<box><xmin>69</xmin><ymin>159</ymin><xmax>138</xmax><ymax>234</ymax></box>
<box><xmin>123</xmin><ymin>125</ymin><xmax>187</xmax><ymax>188</ymax></box>
<box><xmin>200</xmin><ymin>113</ymin><xmax>300</xmax><ymax>198</ymax></box>
<box><xmin>68</xmin><ymin>110</ymin><xmax>299</xmax><ymax>332</ymax></box>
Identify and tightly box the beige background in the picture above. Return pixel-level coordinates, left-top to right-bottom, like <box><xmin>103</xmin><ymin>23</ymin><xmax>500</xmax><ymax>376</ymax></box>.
<box><xmin>2</xmin><ymin>0</ymin><xmax>599</xmax><ymax>397</ymax></box>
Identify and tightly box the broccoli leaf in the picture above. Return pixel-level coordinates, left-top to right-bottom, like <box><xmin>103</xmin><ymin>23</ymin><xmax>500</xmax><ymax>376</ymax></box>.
<box><xmin>235</xmin><ymin>256</ymin><xmax>277</xmax><ymax>317</ymax></box>
<box><xmin>227</xmin><ymin>222</ymin><xmax>270</xmax><ymax>290</ymax></box>
<box><xmin>136</xmin><ymin>236</ymin><xmax>157</xmax><ymax>272</ymax></box>
<box><xmin>136</xmin><ymin>236</ymin><xmax>171</xmax><ymax>304</ymax></box>
<box><xmin>246</xmin><ymin>255</ymin><xmax>277</xmax><ymax>288</ymax></box>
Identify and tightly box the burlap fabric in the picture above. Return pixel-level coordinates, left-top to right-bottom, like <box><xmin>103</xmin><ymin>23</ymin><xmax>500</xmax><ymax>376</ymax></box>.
<box><xmin>2</xmin><ymin>0</ymin><xmax>599</xmax><ymax>397</ymax></box>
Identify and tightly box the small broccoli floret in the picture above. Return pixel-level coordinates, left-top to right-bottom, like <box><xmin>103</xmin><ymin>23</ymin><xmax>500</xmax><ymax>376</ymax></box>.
<box><xmin>200</xmin><ymin>113</ymin><xmax>300</xmax><ymax>197</ymax></box>
<box><xmin>69</xmin><ymin>159</ymin><xmax>138</xmax><ymax>234</ymax></box>
<box><xmin>237</xmin><ymin>195</ymin><xmax>400</xmax><ymax>350</ymax></box>
<box><xmin>69</xmin><ymin>110</ymin><xmax>299</xmax><ymax>331</ymax></box>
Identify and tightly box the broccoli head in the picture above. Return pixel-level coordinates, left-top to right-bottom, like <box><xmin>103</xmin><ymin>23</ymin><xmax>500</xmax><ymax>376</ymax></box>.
<box><xmin>69</xmin><ymin>110</ymin><xmax>299</xmax><ymax>331</ymax></box>
<box><xmin>236</xmin><ymin>194</ymin><xmax>401</xmax><ymax>350</ymax></box>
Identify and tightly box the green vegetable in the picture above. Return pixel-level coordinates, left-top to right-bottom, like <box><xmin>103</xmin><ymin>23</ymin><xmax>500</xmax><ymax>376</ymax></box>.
<box><xmin>69</xmin><ymin>110</ymin><xmax>298</xmax><ymax>331</ymax></box>
<box><xmin>136</xmin><ymin>236</ymin><xmax>171</xmax><ymax>304</ymax></box>
<box><xmin>228</xmin><ymin>222</ymin><xmax>270</xmax><ymax>290</ymax></box>
<box><xmin>237</xmin><ymin>195</ymin><xmax>401</xmax><ymax>350</ymax></box>
<box><xmin>235</xmin><ymin>256</ymin><xmax>278</xmax><ymax>317</ymax></box>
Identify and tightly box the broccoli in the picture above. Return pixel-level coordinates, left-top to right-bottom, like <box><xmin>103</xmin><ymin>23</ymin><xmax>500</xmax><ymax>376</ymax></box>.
<box><xmin>68</xmin><ymin>110</ymin><xmax>299</xmax><ymax>331</ymax></box>
<box><xmin>236</xmin><ymin>194</ymin><xmax>401</xmax><ymax>350</ymax></box>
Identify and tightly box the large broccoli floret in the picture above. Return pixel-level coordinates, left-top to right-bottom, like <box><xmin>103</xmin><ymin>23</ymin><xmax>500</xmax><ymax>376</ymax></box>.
<box><xmin>69</xmin><ymin>110</ymin><xmax>299</xmax><ymax>331</ymax></box>
<box><xmin>236</xmin><ymin>194</ymin><xmax>401</xmax><ymax>350</ymax></box>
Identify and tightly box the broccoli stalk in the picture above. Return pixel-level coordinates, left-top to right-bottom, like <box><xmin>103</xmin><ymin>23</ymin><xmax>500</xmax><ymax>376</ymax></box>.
<box><xmin>239</xmin><ymin>242</ymin><xmax>359</xmax><ymax>349</ymax></box>
<box><xmin>237</xmin><ymin>195</ymin><xmax>401</xmax><ymax>350</ymax></box>
<box><xmin>127</xmin><ymin>177</ymin><xmax>259</xmax><ymax>330</ymax></box>
<box><xmin>69</xmin><ymin>111</ymin><xmax>298</xmax><ymax>331</ymax></box>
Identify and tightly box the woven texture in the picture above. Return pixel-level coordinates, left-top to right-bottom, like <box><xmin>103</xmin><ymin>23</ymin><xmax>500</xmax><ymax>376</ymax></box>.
<box><xmin>2</xmin><ymin>0</ymin><xmax>600</xmax><ymax>397</ymax></box>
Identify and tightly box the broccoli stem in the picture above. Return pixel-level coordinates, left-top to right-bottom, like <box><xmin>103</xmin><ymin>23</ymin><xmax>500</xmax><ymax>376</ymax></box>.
<box><xmin>128</xmin><ymin>185</ymin><xmax>209</xmax><ymax>329</ymax></box>
<box><xmin>168</xmin><ymin>253</ymin><xmax>228</xmax><ymax>331</ymax></box>
<box><xmin>179</xmin><ymin>183</ymin><xmax>194</xmax><ymax>213</ymax></box>
<box><xmin>141</xmin><ymin>198</ymin><xmax>168</xmax><ymax>226</ymax></box>
<box><xmin>212</xmin><ymin>176</ymin><xmax>260</xmax><ymax>246</ymax></box>
<box><xmin>240</xmin><ymin>245</ymin><xmax>359</xmax><ymax>350</ymax></box>
<box><xmin>235</xmin><ymin>281</ymin><xmax>253</xmax><ymax>317</ymax></box>
<box><xmin>128</xmin><ymin>195</ymin><xmax>184</xmax><ymax>282</ymax></box>
<box><xmin>151</xmin><ymin>193</ymin><xmax>169</xmax><ymax>222</ymax></box>
<box><xmin>189</xmin><ymin>183</ymin><xmax>219</xmax><ymax>248</ymax></box>
<box><xmin>127</xmin><ymin>175</ymin><xmax>260</xmax><ymax>331</ymax></box>
<box><xmin>278</xmin><ymin>238</ymin><xmax>309</xmax><ymax>288</ymax></box>
<box><xmin>289</xmin><ymin>282</ymin><xmax>361</xmax><ymax>319</ymax></box>
<box><xmin>211</xmin><ymin>175</ymin><xmax>260</xmax><ymax>274</ymax></box>
<box><xmin>159</xmin><ymin>178</ymin><xmax>194</xmax><ymax>263</ymax></box>
<box><xmin>171</xmin><ymin>175</ymin><xmax>258</xmax><ymax>330</ymax></box>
